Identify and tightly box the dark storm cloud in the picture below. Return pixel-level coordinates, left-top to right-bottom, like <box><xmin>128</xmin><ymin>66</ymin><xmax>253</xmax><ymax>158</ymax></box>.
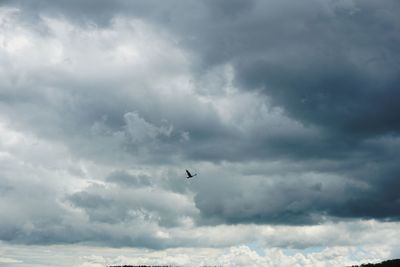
<box><xmin>160</xmin><ymin>0</ymin><xmax>400</xmax><ymax>139</ymax></box>
<box><xmin>5</xmin><ymin>0</ymin><xmax>400</xmax><ymax>154</ymax></box>
<box><xmin>160</xmin><ymin>0</ymin><xmax>400</xmax><ymax>224</ymax></box>
<box><xmin>192</xmin><ymin>157</ymin><xmax>400</xmax><ymax>225</ymax></box>
<box><xmin>168</xmin><ymin>0</ymin><xmax>400</xmax><ymax>223</ymax></box>
<box><xmin>1</xmin><ymin>0</ymin><xmax>400</xmax><ymax>241</ymax></box>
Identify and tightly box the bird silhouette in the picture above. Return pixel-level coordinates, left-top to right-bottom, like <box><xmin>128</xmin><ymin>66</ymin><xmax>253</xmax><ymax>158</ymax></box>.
<box><xmin>186</xmin><ymin>169</ymin><xmax>197</xmax><ymax>179</ymax></box>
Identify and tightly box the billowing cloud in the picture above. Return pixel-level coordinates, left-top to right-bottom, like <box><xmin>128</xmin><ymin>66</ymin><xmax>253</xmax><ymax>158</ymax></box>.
<box><xmin>1</xmin><ymin>0</ymin><xmax>400</xmax><ymax>265</ymax></box>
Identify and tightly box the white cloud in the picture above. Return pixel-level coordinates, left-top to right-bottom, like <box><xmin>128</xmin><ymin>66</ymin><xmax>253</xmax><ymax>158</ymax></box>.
<box><xmin>0</xmin><ymin>242</ymin><xmax>392</xmax><ymax>267</ymax></box>
<box><xmin>0</xmin><ymin>257</ymin><xmax>22</xmax><ymax>264</ymax></box>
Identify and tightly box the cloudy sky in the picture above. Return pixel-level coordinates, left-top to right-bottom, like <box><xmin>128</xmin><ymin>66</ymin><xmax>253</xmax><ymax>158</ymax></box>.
<box><xmin>1</xmin><ymin>0</ymin><xmax>400</xmax><ymax>266</ymax></box>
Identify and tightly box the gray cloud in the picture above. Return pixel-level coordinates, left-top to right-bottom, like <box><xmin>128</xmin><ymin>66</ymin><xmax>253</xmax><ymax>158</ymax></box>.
<box><xmin>1</xmin><ymin>0</ymin><xmax>400</xmax><ymax>252</ymax></box>
<box><xmin>68</xmin><ymin>178</ymin><xmax>197</xmax><ymax>227</ymax></box>
<box><xmin>192</xmin><ymin>163</ymin><xmax>357</xmax><ymax>224</ymax></box>
<box><xmin>106</xmin><ymin>170</ymin><xmax>151</xmax><ymax>187</ymax></box>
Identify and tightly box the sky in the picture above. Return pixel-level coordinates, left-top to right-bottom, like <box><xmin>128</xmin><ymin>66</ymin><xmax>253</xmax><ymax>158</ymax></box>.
<box><xmin>0</xmin><ymin>0</ymin><xmax>400</xmax><ymax>266</ymax></box>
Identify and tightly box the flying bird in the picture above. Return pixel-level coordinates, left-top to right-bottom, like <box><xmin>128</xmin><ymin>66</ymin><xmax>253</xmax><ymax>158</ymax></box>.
<box><xmin>186</xmin><ymin>169</ymin><xmax>197</xmax><ymax>179</ymax></box>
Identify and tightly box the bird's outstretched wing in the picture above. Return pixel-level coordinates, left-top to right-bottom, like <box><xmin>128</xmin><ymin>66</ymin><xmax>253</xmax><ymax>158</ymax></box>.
<box><xmin>186</xmin><ymin>169</ymin><xmax>192</xmax><ymax>177</ymax></box>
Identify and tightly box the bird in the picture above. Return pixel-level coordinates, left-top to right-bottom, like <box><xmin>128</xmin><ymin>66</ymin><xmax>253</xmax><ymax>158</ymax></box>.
<box><xmin>186</xmin><ymin>169</ymin><xmax>197</xmax><ymax>179</ymax></box>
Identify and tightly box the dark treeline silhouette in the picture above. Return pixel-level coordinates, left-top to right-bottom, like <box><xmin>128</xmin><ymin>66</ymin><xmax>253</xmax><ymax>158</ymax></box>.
<box><xmin>349</xmin><ymin>259</ymin><xmax>400</xmax><ymax>267</ymax></box>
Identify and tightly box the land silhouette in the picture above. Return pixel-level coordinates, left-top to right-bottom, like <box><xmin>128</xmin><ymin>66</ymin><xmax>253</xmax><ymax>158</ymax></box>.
<box><xmin>349</xmin><ymin>259</ymin><xmax>400</xmax><ymax>267</ymax></box>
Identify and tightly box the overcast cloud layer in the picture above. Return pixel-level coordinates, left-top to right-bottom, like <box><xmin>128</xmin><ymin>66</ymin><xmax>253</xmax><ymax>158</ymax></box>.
<box><xmin>1</xmin><ymin>0</ymin><xmax>400</xmax><ymax>266</ymax></box>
